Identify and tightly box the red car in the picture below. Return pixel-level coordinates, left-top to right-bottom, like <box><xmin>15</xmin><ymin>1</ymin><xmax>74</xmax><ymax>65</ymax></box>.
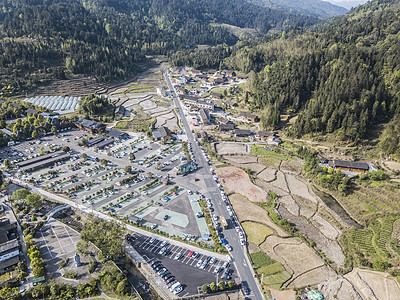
<box><xmin>188</xmin><ymin>250</ymin><xmax>194</xmax><ymax>257</ymax></box>
<box><xmin>194</xmin><ymin>178</ymin><xmax>200</xmax><ymax>182</ymax></box>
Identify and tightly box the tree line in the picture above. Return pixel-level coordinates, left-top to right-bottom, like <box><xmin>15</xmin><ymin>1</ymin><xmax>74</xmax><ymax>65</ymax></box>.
<box><xmin>170</xmin><ymin>0</ymin><xmax>400</xmax><ymax>156</ymax></box>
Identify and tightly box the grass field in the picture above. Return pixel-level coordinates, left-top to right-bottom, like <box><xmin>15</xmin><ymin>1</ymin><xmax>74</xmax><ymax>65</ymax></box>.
<box><xmin>242</xmin><ymin>221</ymin><xmax>273</xmax><ymax>245</ymax></box>
<box><xmin>250</xmin><ymin>251</ymin><xmax>275</xmax><ymax>268</ymax></box>
<box><xmin>250</xmin><ymin>145</ymin><xmax>287</xmax><ymax>160</ymax></box>
<box><xmin>115</xmin><ymin>116</ymin><xmax>156</xmax><ymax>132</ymax></box>
<box><xmin>250</xmin><ymin>251</ymin><xmax>291</xmax><ymax>289</ymax></box>
<box><xmin>125</xmin><ymin>83</ymin><xmax>154</xmax><ymax>93</ymax></box>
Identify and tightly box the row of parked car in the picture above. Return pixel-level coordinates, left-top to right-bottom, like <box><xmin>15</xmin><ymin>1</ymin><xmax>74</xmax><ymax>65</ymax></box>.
<box><xmin>150</xmin><ymin>260</ymin><xmax>184</xmax><ymax>295</ymax></box>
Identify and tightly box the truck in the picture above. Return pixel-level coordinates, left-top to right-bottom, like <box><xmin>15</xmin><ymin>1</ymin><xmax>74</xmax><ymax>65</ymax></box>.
<box><xmin>220</xmin><ymin>216</ymin><xmax>228</xmax><ymax>229</ymax></box>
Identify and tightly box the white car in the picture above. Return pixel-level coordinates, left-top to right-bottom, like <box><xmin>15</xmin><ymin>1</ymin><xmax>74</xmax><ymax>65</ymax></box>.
<box><xmin>226</xmin><ymin>255</ymin><xmax>234</xmax><ymax>262</ymax></box>
<box><xmin>174</xmin><ymin>253</ymin><xmax>182</xmax><ymax>260</ymax></box>
<box><xmin>196</xmin><ymin>260</ymin><xmax>203</xmax><ymax>268</ymax></box>
<box><xmin>240</xmin><ymin>239</ymin><xmax>247</xmax><ymax>246</ymax></box>
<box><xmin>225</xmin><ymin>245</ymin><xmax>232</xmax><ymax>252</ymax></box>
<box><xmin>239</xmin><ymin>232</ymin><xmax>245</xmax><ymax>239</ymax></box>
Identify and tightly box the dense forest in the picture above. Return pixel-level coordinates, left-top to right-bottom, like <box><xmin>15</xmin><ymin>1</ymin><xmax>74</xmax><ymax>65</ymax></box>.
<box><xmin>171</xmin><ymin>0</ymin><xmax>400</xmax><ymax>154</ymax></box>
<box><xmin>0</xmin><ymin>0</ymin><xmax>318</xmax><ymax>96</ymax></box>
<box><xmin>248</xmin><ymin>0</ymin><xmax>348</xmax><ymax>19</ymax></box>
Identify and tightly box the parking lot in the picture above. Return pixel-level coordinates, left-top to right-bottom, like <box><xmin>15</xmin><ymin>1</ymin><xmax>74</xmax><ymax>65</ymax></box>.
<box><xmin>36</xmin><ymin>219</ymin><xmax>82</xmax><ymax>279</ymax></box>
<box><xmin>128</xmin><ymin>233</ymin><xmax>237</xmax><ymax>297</ymax></box>
<box><xmin>8</xmin><ymin>129</ymin><xmax>213</xmax><ymax>243</ymax></box>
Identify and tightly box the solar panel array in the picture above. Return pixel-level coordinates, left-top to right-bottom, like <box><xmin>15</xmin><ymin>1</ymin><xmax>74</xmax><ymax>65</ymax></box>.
<box><xmin>23</xmin><ymin>96</ymin><xmax>80</xmax><ymax>114</ymax></box>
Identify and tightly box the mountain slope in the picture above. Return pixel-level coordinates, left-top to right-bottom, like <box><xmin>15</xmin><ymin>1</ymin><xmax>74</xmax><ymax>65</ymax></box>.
<box><xmin>171</xmin><ymin>0</ymin><xmax>400</xmax><ymax>153</ymax></box>
<box><xmin>0</xmin><ymin>0</ymin><xmax>319</xmax><ymax>96</ymax></box>
<box><xmin>249</xmin><ymin>0</ymin><xmax>348</xmax><ymax>19</ymax></box>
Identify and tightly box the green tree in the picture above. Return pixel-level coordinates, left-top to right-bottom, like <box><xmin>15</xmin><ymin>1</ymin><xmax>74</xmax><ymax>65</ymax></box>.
<box><xmin>12</xmin><ymin>188</ymin><xmax>31</xmax><ymax>200</ymax></box>
<box><xmin>26</xmin><ymin>193</ymin><xmax>42</xmax><ymax>210</ymax></box>
<box><xmin>209</xmin><ymin>282</ymin><xmax>216</xmax><ymax>292</ymax></box>
<box><xmin>116</xmin><ymin>278</ymin><xmax>130</xmax><ymax>295</ymax></box>
<box><xmin>218</xmin><ymin>281</ymin><xmax>225</xmax><ymax>291</ymax></box>
<box><xmin>51</xmin><ymin>126</ymin><xmax>57</xmax><ymax>135</ymax></box>
<box><xmin>100</xmin><ymin>159</ymin><xmax>108</xmax><ymax>166</ymax></box>
<box><xmin>201</xmin><ymin>283</ymin><xmax>208</xmax><ymax>293</ymax></box>
<box><xmin>3</xmin><ymin>159</ymin><xmax>11</xmax><ymax>169</ymax></box>
<box><xmin>124</xmin><ymin>165</ymin><xmax>132</xmax><ymax>174</ymax></box>
<box><xmin>31</xmin><ymin>130</ymin><xmax>38</xmax><ymax>139</ymax></box>
<box><xmin>81</xmin><ymin>153</ymin><xmax>87</xmax><ymax>161</ymax></box>
<box><xmin>227</xmin><ymin>281</ymin><xmax>234</xmax><ymax>289</ymax></box>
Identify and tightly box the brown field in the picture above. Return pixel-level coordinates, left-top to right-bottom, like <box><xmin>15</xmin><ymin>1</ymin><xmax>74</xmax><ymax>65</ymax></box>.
<box><xmin>259</xmin><ymin>235</ymin><xmax>331</xmax><ymax>289</ymax></box>
<box><xmin>224</xmin><ymin>155</ymin><xmax>258</xmax><ymax>164</ymax></box>
<box><xmin>257</xmin><ymin>167</ymin><xmax>277</xmax><ymax>182</ymax></box>
<box><xmin>216</xmin><ymin>142</ymin><xmax>248</xmax><ymax>155</ymax></box>
<box><xmin>228</xmin><ymin>193</ymin><xmax>289</xmax><ymax>237</ymax></box>
<box><xmin>216</xmin><ymin>167</ymin><xmax>268</xmax><ymax>202</ymax></box>
<box><xmin>344</xmin><ymin>268</ymin><xmax>400</xmax><ymax>300</ymax></box>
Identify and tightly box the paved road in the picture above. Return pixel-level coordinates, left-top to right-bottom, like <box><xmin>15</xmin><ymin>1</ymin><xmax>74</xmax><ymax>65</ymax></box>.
<box><xmin>8</xmin><ymin>177</ymin><xmax>226</xmax><ymax>262</ymax></box>
<box><xmin>164</xmin><ymin>69</ymin><xmax>264</xmax><ymax>300</ymax></box>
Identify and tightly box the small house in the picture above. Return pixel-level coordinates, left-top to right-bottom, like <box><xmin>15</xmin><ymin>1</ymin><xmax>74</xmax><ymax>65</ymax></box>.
<box><xmin>199</xmin><ymin>109</ymin><xmax>210</xmax><ymax>124</ymax></box>
<box><xmin>211</xmin><ymin>93</ymin><xmax>223</xmax><ymax>100</ymax></box>
<box><xmin>331</xmin><ymin>160</ymin><xmax>369</xmax><ymax>173</ymax></box>
<box><xmin>225</xmin><ymin>100</ymin><xmax>237</xmax><ymax>108</ymax></box>
<box><xmin>239</xmin><ymin>112</ymin><xmax>259</xmax><ymax>123</ymax></box>
<box><xmin>219</xmin><ymin>124</ymin><xmax>235</xmax><ymax>131</ymax></box>
<box><xmin>114</xmin><ymin>105</ymin><xmax>126</xmax><ymax>118</ymax></box>
<box><xmin>234</xmin><ymin>129</ymin><xmax>252</xmax><ymax>137</ymax></box>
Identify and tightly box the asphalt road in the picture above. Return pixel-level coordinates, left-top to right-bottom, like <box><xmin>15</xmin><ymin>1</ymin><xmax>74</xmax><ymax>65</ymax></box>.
<box><xmin>164</xmin><ymin>69</ymin><xmax>264</xmax><ymax>300</ymax></box>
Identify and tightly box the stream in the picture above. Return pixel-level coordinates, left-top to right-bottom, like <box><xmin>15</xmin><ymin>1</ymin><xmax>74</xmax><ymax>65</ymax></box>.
<box><xmin>313</xmin><ymin>187</ymin><xmax>363</xmax><ymax>229</ymax></box>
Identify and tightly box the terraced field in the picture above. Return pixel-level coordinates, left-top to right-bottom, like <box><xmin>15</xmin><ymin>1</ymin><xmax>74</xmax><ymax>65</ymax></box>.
<box><xmin>345</xmin><ymin>215</ymin><xmax>400</xmax><ymax>271</ymax></box>
<box><xmin>332</xmin><ymin>182</ymin><xmax>400</xmax><ymax>224</ymax></box>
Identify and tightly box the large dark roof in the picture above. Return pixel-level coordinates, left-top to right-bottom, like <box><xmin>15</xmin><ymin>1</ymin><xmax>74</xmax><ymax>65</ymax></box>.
<box><xmin>16</xmin><ymin>150</ymin><xmax>65</xmax><ymax>168</ymax></box>
<box><xmin>0</xmin><ymin>256</ymin><xmax>19</xmax><ymax>270</ymax></box>
<box><xmin>258</xmin><ymin>131</ymin><xmax>274</xmax><ymax>137</ymax></box>
<box><xmin>95</xmin><ymin>138</ymin><xmax>114</xmax><ymax>149</ymax></box>
<box><xmin>0</xmin><ymin>239</ymin><xmax>18</xmax><ymax>254</ymax></box>
<box><xmin>199</xmin><ymin>109</ymin><xmax>209</xmax><ymax>121</ymax></box>
<box><xmin>219</xmin><ymin>124</ymin><xmax>235</xmax><ymax>131</ymax></box>
<box><xmin>182</xmin><ymin>95</ymin><xmax>198</xmax><ymax>101</ymax></box>
<box><xmin>86</xmin><ymin>136</ymin><xmax>105</xmax><ymax>147</ymax></box>
<box><xmin>159</xmin><ymin>126</ymin><xmax>171</xmax><ymax>138</ymax></box>
<box><xmin>333</xmin><ymin>160</ymin><xmax>369</xmax><ymax>170</ymax></box>
<box><xmin>26</xmin><ymin>108</ymin><xmax>39</xmax><ymax>115</ymax></box>
<box><xmin>74</xmin><ymin>119</ymin><xmax>106</xmax><ymax>130</ymax></box>
<box><xmin>106</xmin><ymin>129</ymin><xmax>128</xmax><ymax>139</ymax></box>
<box><xmin>234</xmin><ymin>129</ymin><xmax>251</xmax><ymax>136</ymax></box>
<box><xmin>239</xmin><ymin>112</ymin><xmax>258</xmax><ymax>119</ymax></box>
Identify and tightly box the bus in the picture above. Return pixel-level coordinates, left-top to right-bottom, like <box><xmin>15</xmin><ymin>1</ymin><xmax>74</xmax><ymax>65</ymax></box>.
<box><xmin>220</xmin><ymin>216</ymin><xmax>228</xmax><ymax>229</ymax></box>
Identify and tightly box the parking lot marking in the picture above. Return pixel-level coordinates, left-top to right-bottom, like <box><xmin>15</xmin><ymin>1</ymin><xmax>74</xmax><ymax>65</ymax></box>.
<box><xmin>39</xmin><ymin>231</ymin><xmax>54</xmax><ymax>259</ymax></box>
<box><xmin>51</xmin><ymin>226</ymin><xmax>66</xmax><ymax>254</ymax></box>
<box><xmin>63</xmin><ymin>225</ymin><xmax>76</xmax><ymax>245</ymax></box>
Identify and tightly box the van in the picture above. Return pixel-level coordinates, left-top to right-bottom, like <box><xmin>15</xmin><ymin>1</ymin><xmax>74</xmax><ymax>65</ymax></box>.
<box><xmin>169</xmin><ymin>282</ymin><xmax>180</xmax><ymax>292</ymax></box>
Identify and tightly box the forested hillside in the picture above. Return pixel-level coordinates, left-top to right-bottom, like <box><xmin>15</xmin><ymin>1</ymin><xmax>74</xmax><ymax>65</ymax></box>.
<box><xmin>248</xmin><ymin>0</ymin><xmax>348</xmax><ymax>19</ymax></box>
<box><xmin>0</xmin><ymin>0</ymin><xmax>317</xmax><ymax>96</ymax></box>
<box><xmin>171</xmin><ymin>0</ymin><xmax>400</xmax><ymax>155</ymax></box>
